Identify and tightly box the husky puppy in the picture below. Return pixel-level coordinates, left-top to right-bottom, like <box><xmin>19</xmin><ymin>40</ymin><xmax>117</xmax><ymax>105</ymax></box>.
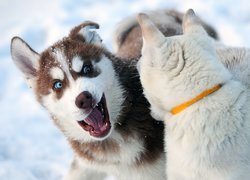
<box><xmin>11</xmin><ymin>22</ymin><xmax>166</xmax><ymax>180</ymax></box>
<box><xmin>137</xmin><ymin>9</ymin><xmax>250</xmax><ymax>180</ymax></box>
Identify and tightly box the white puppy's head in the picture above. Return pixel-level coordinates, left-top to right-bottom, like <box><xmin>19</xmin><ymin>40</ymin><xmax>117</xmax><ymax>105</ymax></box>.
<box><xmin>137</xmin><ymin>9</ymin><xmax>231</xmax><ymax>119</ymax></box>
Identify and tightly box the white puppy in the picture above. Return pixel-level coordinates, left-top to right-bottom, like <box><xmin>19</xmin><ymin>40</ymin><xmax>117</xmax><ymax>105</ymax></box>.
<box><xmin>137</xmin><ymin>9</ymin><xmax>250</xmax><ymax>180</ymax></box>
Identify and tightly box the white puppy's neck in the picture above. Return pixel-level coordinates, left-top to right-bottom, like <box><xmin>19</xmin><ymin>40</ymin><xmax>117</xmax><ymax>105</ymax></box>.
<box><xmin>170</xmin><ymin>83</ymin><xmax>223</xmax><ymax>115</ymax></box>
<box><xmin>166</xmin><ymin>80</ymin><xmax>245</xmax><ymax>124</ymax></box>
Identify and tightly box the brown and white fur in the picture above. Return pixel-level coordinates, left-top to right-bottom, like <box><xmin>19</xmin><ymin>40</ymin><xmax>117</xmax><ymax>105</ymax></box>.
<box><xmin>137</xmin><ymin>9</ymin><xmax>250</xmax><ymax>180</ymax></box>
<box><xmin>10</xmin><ymin>21</ymin><xmax>166</xmax><ymax>180</ymax></box>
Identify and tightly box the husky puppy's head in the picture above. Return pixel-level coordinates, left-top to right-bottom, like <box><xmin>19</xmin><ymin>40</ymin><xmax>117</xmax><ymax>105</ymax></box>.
<box><xmin>137</xmin><ymin>9</ymin><xmax>231</xmax><ymax>120</ymax></box>
<box><xmin>11</xmin><ymin>22</ymin><xmax>122</xmax><ymax>142</ymax></box>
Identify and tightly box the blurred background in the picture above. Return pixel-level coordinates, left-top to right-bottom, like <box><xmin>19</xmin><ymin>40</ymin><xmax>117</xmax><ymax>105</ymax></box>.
<box><xmin>1</xmin><ymin>0</ymin><xmax>250</xmax><ymax>179</ymax></box>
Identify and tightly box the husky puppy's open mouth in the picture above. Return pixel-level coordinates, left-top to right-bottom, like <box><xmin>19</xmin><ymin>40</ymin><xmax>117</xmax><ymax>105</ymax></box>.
<box><xmin>78</xmin><ymin>94</ymin><xmax>111</xmax><ymax>138</ymax></box>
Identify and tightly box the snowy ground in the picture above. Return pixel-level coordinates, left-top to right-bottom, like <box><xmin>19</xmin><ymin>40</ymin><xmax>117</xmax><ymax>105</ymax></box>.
<box><xmin>0</xmin><ymin>0</ymin><xmax>250</xmax><ymax>179</ymax></box>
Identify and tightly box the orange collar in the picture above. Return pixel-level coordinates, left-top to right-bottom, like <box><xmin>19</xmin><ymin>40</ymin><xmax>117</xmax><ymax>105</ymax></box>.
<box><xmin>170</xmin><ymin>84</ymin><xmax>222</xmax><ymax>115</ymax></box>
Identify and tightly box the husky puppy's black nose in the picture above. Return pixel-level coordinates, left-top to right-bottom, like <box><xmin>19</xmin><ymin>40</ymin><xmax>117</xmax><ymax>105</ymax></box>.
<box><xmin>75</xmin><ymin>91</ymin><xmax>93</xmax><ymax>110</ymax></box>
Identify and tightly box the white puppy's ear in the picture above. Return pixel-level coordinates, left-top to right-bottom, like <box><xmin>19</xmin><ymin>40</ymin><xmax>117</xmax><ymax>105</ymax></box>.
<box><xmin>69</xmin><ymin>21</ymin><xmax>102</xmax><ymax>45</ymax></box>
<box><xmin>11</xmin><ymin>37</ymin><xmax>40</xmax><ymax>88</ymax></box>
<box><xmin>183</xmin><ymin>9</ymin><xmax>207</xmax><ymax>35</ymax></box>
<box><xmin>137</xmin><ymin>13</ymin><xmax>165</xmax><ymax>47</ymax></box>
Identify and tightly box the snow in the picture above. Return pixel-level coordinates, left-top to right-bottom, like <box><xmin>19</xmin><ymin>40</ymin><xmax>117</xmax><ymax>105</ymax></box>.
<box><xmin>0</xmin><ymin>0</ymin><xmax>249</xmax><ymax>179</ymax></box>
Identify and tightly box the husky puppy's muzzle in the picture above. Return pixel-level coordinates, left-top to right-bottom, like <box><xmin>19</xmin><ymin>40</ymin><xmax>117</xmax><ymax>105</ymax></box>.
<box><xmin>75</xmin><ymin>91</ymin><xmax>111</xmax><ymax>138</ymax></box>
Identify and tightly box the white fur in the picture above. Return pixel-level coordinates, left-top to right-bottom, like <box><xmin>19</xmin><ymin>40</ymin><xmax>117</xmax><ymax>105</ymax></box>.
<box><xmin>53</xmin><ymin>49</ymin><xmax>74</xmax><ymax>82</ymax></box>
<box><xmin>79</xmin><ymin>26</ymin><xmax>102</xmax><ymax>45</ymax></box>
<box><xmin>71</xmin><ymin>56</ymin><xmax>83</xmax><ymax>73</ymax></box>
<box><xmin>216</xmin><ymin>47</ymin><xmax>250</xmax><ymax>88</ymax></box>
<box><xmin>138</xmin><ymin>10</ymin><xmax>250</xmax><ymax>180</ymax></box>
<box><xmin>50</xmin><ymin>67</ymin><xmax>64</xmax><ymax>80</ymax></box>
<box><xmin>64</xmin><ymin>158</ymin><xmax>107</xmax><ymax>180</ymax></box>
<box><xmin>74</xmin><ymin>138</ymin><xmax>166</xmax><ymax>180</ymax></box>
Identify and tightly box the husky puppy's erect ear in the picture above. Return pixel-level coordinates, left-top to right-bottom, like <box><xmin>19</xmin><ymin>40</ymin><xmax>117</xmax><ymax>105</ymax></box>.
<box><xmin>11</xmin><ymin>37</ymin><xmax>40</xmax><ymax>88</ymax></box>
<box><xmin>69</xmin><ymin>21</ymin><xmax>102</xmax><ymax>45</ymax></box>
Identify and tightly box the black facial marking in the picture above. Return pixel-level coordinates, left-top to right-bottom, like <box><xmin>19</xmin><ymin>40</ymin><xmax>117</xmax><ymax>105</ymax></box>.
<box><xmin>71</xmin><ymin>58</ymin><xmax>101</xmax><ymax>79</ymax></box>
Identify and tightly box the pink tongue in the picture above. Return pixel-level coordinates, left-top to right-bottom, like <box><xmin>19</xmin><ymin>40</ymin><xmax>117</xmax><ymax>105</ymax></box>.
<box><xmin>84</xmin><ymin>108</ymin><xmax>105</xmax><ymax>130</ymax></box>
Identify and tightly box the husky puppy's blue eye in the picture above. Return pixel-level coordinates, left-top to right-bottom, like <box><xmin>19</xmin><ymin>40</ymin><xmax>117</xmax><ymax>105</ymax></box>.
<box><xmin>53</xmin><ymin>81</ymin><xmax>63</xmax><ymax>90</ymax></box>
<box><xmin>82</xmin><ymin>64</ymin><xmax>93</xmax><ymax>75</ymax></box>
